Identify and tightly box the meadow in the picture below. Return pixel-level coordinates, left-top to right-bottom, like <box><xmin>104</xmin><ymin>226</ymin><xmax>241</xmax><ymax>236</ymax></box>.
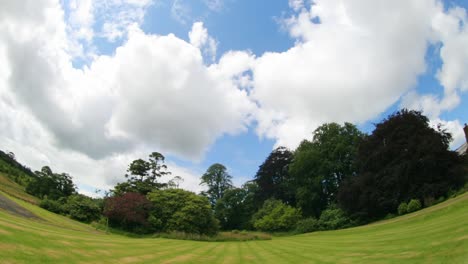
<box><xmin>0</xmin><ymin>190</ymin><xmax>466</xmax><ymax>263</ymax></box>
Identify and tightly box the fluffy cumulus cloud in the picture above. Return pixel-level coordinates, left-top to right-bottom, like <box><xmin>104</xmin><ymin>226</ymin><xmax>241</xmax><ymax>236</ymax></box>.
<box><xmin>107</xmin><ymin>26</ymin><xmax>254</xmax><ymax>160</ymax></box>
<box><xmin>0</xmin><ymin>0</ymin><xmax>253</xmax><ymax>192</ymax></box>
<box><xmin>251</xmin><ymin>0</ymin><xmax>468</xmax><ymax>149</ymax></box>
<box><xmin>1</xmin><ymin>0</ymin><xmax>468</xmax><ymax>193</ymax></box>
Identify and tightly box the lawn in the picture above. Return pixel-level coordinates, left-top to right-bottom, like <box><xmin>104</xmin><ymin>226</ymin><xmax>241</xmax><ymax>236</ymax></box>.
<box><xmin>0</xmin><ymin>192</ymin><xmax>467</xmax><ymax>263</ymax></box>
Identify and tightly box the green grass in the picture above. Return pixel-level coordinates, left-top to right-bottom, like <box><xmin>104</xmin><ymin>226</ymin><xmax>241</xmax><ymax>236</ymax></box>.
<box><xmin>0</xmin><ymin>192</ymin><xmax>467</xmax><ymax>263</ymax></box>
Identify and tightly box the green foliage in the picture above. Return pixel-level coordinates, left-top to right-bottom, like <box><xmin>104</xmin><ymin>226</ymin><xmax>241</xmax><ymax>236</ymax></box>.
<box><xmin>214</xmin><ymin>184</ymin><xmax>257</xmax><ymax>230</ymax></box>
<box><xmin>338</xmin><ymin>109</ymin><xmax>466</xmax><ymax>220</ymax></box>
<box><xmin>39</xmin><ymin>198</ymin><xmax>65</xmax><ymax>214</ymax></box>
<box><xmin>26</xmin><ymin>166</ymin><xmax>76</xmax><ymax>200</ymax></box>
<box><xmin>289</xmin><ymin>123</ymin><xmax>363</xmax><ymax>217</ymax></box>
<box><xmin>398</xmin><ymin>202</ymin><xmax>408</xmax><ymax>215</ymax></box>
<box><xmin>200</xmin><ymin>163</ymin><xmax>233</xmax><ymax>207</ymax></box>
<box><xmin>40</xmin><ymin>194</ymin><xmax>101</xmax><ymax>223</ymax></box>
<box><xmin>0</xmin><ymin>150</ymin><xmax>36</xmax><ymax>187</ymax></box>
<box><xmin>63</xmin><ymin>194</ymin><xmax>101</xmax><ymax>223</ymax></box>
<box><xmin>153</xmin><ymin>231</ymin><xmax>271</xmax><ymax>242</ymax></box>
<box><xmin>1</xmin><ymin>192</ymin><xmax>468</xmax><ymax>262</ymax></box>
<box><xmin>407</xmin><ymin>199</ymin><xmax>422</xmax><ymax>213</ymax></box>
<box><xmin>254</xmin><ymin>146</ymin><xmax>295</xmax><ymax>206</ymax></box>
<box><xmin>252</xmin><ymin>199</ymin><xmax>301</xmax><ymax>232</ymax></box>
<box><xmin>294</xmin><ymin>217</ymin><xmax>320</xmax><ymax>234</ymax></box>
<box><xmin>318</xmin><ymin>205</ymin><xmax>354</xmax><ymax>230</ymax></box>
<box><xmin>147</xmin><ymin>189</ymin><xmax>219</xmax><ymax>235</ymax></box>
<box><xmin>113</xmin><ymin>152</ymin><xmax>169</xmax><ymax>195</ymax></box>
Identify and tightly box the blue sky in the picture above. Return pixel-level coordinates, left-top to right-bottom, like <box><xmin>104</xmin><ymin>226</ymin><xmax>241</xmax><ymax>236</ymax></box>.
<box><xmin>1</xmin><ymin>0</ymin><xmax>468</xmax><ymax>195</ymax></box>
<box><xmin>136</xmin><ymin>0</ymin><xmax>468</xmax><ymax>185</ymax></box>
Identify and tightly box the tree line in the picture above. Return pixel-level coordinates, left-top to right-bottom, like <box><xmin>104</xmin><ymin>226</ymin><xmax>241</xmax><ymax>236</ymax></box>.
<box><xmin>8</xmin><ymin>109</ymin><xmax>467</xmax><ymax>236</ymax></box>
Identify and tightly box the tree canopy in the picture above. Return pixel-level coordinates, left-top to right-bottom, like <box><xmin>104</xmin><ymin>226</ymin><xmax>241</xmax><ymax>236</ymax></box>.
<box><xmin>214</xmin><ymin>183</ymin><xmax>257</xmax><ymax>230</ymax></box>
<box><xmin>289</xmin><ymin>123</ymin><xmax>363</xmax><ymax>217</ymax></box>
<box><xmin>147</xmin><ymin>189</ymin><xmax>219</xmax><ymax>235</ymax></box>
<box><xmin>200</xmin><ymin>163</ymin><xmax>233</xmax><ymax>207</ymax></box>
<box><xmin>254</xmin><ymin>146</ymin><xmax>295</xmax><ymax>206</ymax></box>
<box><xmin>113</xmin><ymin>152</ymin><xmax>170</xmax><ymax>195</ymax></box>
<box><xmin>26</xmin><ymin>166</ymin><xmax>76</xmax><ymax>200</ymax></box>
<box><xmin>338</xmin><ymin>109</ymin><xmax>465</xmax><ymax>219</ymax></box>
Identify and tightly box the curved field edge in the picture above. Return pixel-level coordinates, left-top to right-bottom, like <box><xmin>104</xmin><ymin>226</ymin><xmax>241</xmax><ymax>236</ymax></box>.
<box><xmin>0</xmin><ymin>193</ymin><xmax>467</xmax><ymax>263</ymax></box>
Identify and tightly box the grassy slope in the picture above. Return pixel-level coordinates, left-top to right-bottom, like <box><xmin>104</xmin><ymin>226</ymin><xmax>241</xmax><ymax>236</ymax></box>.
<box><xmin>0</xmin><ymin>174</ymin><xmax>38</xmax><ymax>205</ymax></box>
<box><xmin>0</xmin><ymin>192</ymin><xmax>466</xmax><ymax>263</ymax></box>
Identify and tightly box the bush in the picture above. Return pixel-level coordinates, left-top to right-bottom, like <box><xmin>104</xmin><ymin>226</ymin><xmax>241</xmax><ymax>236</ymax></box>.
<box><xmin>104</xmin><ymin>192</ymin><xmax>153</xmax><ymax>233</ymax></box>
<box><xmin>318</xmin><ymin>205</ymin><xmax>353</xmax><ymax>230</ymax></box>
<box><xmin>39</xmin><ymin>198</ymin><xmax>64</xmax><ymax>214</ymax></box>
<box><xmin>407</xmin><ymin>199</ymin><xmax>422</xmax><ymax>213</ymax></box>
<box><xmin>397</xmin><ymin>202</ymin><xmax>408</xmax><ymax>215</ymax></box>
<box><xmin>294</xmin><ymin>218</ymin><xmax>320</xmax><ymax>234</ymax></box>
<box><xmin>252</xmin><ymin>199</ymin><xmax>301</xmax><ymax>232</ymax></box>
<box><xmin>147</xmin><ymin>189</ymin><xmax>219</xmax><ymax>236</ymax></box>
<box><xmin>64</xmin><ymin>194</ymin><xmax>101</xmax><ymax>223</ymax></box>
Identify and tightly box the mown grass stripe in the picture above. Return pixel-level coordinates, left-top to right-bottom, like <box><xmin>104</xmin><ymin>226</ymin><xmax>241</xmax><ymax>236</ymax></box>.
<box><xmin>0</xmin><ymin>192</ymin><xmax>467</xmax><ymax>263</ymax></box>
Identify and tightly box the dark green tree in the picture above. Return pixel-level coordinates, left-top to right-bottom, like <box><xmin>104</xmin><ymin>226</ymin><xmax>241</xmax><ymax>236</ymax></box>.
<box><xmin>214</xmin><ymin>183</ymin><xmax>257</xmax><ymax>230</ymax></box>
<box><xmin>200</xmin><ymin>163</ymin><xmax>233</xmax><ymax>207</ymax></box>
<box><xmin>254</xmin><ymin>146</ymin><xmax>294</xmax><ymax>206</ymax></box>
<box><xmin>338</xmin><ymin>109</ymin><xmax>465</xmax><ymax>220</ymax></box>
<box><xmin>26</xmin><ymin>166</ymin><xmax>76</xmax><ymax>200</ymax></box>
<box><xmin>289</xmin><ymin>123</ymin><xmax>363</xmax><ymax>217</ymax></box>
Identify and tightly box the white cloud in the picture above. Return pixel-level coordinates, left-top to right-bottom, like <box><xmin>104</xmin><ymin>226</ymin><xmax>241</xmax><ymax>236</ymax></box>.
<box><xmin>0</xmin><ymin>0</ymin><xmax>253</xmax><ymax>193</ymax></box>
<box><xmin>189</xmin><ymin>22</ymin><xmax>218</xmax><ymax>62</ymax></box>
<box><xmin>107</xmin><ymin>27</ymin><xmax>254</xmax><ymax>160</ymax></box>
<box><xmin>429</xmin><ymin>119</ymin><xmax>466</xmax><ymax>149</ymax></box>
<box><xmin>1</xmin><ymin>0</ymin><xmax>468</xmax><ymax>195</ymax></box>
<box><xmin>400</xmin><ymin>4</ymin><xmax>468</xmax><ymax>145</ymax></box>
<box><xmin>68</xmin><ymin>0</ymin><xmax>94</xmax><ymax>42</ymax></box>
<box><xmin>250</xmin><ymin>0</ymin><xmax>467</xmax><ymax>150</ymax></box>
<box><xmin>94</xmin><ymin>0</ymin><xmax>154</xmax><ymax>42</ymax></box>
<box><xmin>289</xmin><ymin>0</ymin><xmax>304</xmax><ymax>12</ymax></box>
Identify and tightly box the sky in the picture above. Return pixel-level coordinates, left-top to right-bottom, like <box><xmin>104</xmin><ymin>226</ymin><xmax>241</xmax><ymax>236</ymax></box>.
<box><xmin>1</xmin><ymin>0</ymin><xmax>468</xmax><ymax>196</ymax></box>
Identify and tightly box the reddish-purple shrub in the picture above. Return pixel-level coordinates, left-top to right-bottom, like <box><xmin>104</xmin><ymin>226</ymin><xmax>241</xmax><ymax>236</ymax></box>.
<box><xmin>103</xmin><ymin>192</ymin><xmax>152</xmax><ymax>232</ymax></box>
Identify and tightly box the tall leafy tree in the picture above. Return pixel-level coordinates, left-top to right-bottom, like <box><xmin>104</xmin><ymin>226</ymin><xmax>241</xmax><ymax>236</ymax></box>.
<box><xmin>200</xmin><ymin>163</ymin><xmax>233</xmax><ymax>207</ymax></box>
<box><xmin>338</xmin><ymin>109</ymin><xmax>465</xmax><ymax>220</ymax></box>
<box><xmin>114</xmin><ymin>152</ymin><xmax>170</xmax><ymax>195</ymax></box>
<box><xmin>214</xmin><ymin>183</ymin><xmax>257</xmax><ymax>230</ymax></box>
<box><xmin>26</xmin><ymin>166</ymin><xmax>76</xmax><ymax>200</ymax></box>
<box><xmin>254</xmin><ymin>146</ymin><xmax>294</xmax><ymax>206</ymax></box>
<box><xmin>289</xmin><ymin>123</ymin><xmax>363</xmax><ymax>217</ymax></box>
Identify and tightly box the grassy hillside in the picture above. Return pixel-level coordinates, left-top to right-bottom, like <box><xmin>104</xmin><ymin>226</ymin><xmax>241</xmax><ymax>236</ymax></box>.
<box><xmin>0</xmin><ymin>191</ymin><xmax>466</xmax><ymax>263</ymax></box>
<box><xmin>0</xmin><ymin>174</ymin><xmax>38</xmax><ymax>205</ymax></box>
<box><xmin>0</xmin><ymin>150</ymin><xmax>36</xmax><ymax>186</ymax></box>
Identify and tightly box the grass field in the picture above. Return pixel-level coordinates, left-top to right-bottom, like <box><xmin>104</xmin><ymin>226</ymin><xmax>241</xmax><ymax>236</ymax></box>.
<box><xmin>0</xmin><ymin>191</ymin><xmax>467</xmax><ymax>263</ymax></box>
